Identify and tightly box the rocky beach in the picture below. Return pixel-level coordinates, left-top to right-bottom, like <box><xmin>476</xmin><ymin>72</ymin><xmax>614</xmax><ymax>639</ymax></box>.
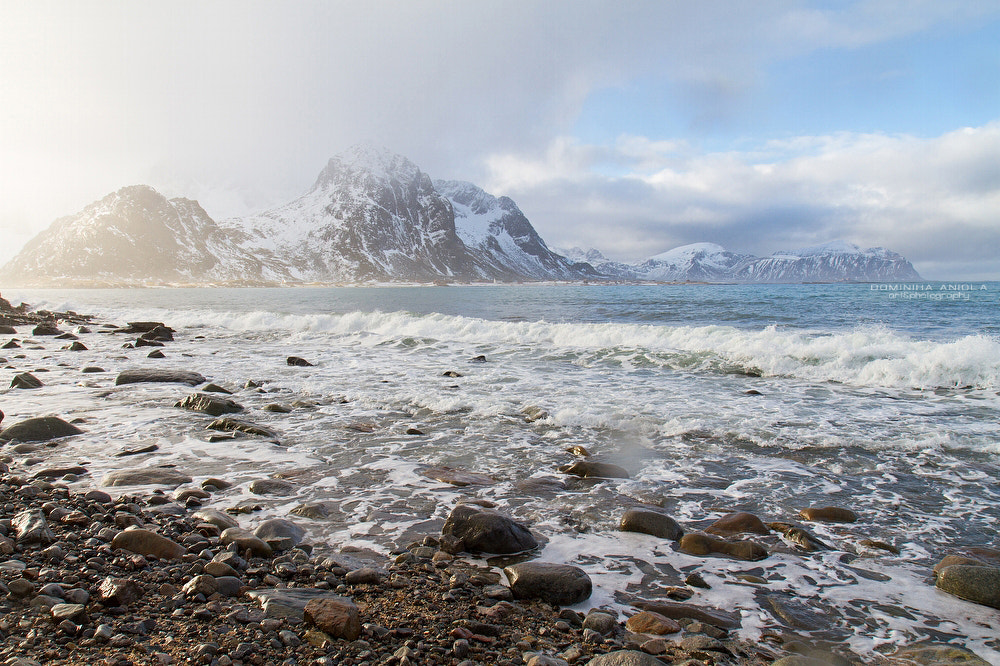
<box><xmin>1</xmin><ymin>290</ymin><xmax>999</xmax><ymax>665</ymax></box>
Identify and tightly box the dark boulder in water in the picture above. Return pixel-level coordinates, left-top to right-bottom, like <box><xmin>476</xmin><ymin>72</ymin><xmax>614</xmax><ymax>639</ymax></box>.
<box><xmin>798</xmin><ymin>506</ymin><xmax>858</xmax><ymax>523</ymax></box>
<box><xmin>441</xmin><ymin>504</ymin><xmax>537</xmax><ymax>554</ymax></box>
<box><xmin>0</xmin><ymin>416</ymin><xmax>83</xmax><ymax>442</ymax></box>
<box><xmin>679</xmin><ymin>532</ymin><xmax>768</xmax><ymax>561</ymax></box>
<box><xmin>101</xmin><ymin>468</ymin><xmax>193</xmax><ymax>488</ymax></box>
<box><xmin>147</xmin><ymin>350</ymin><xmax>165</xmax><ymax>358</ymax></box>
<box><xmin>175</xmin><ymin>393</ymin><xmax>245</xmax><ymax>417</ymax></box>
<box><xmin>10</xmin><ymin>372</ymin><xmax>43</xmax><ymax>389</ymax></box>
<box><xmin>115</xmin><ymin>369</ymin><xmax>207</xmax><ymax>386</ymax></box>
<box><xmin>64</xmin><ymin>341</ymin><xmax>88</xmax><ymax>351</ymax></box>
<box><xmin>620</xmin><ymin>508</ymin><xmax>684</xmax><ymax>540</ymax></box>
<box><xmin>140</xmin><ymin>325</ymin><xmax>174</xmax><ymax>342</ymax></box>
<box><xmin>287</xmin><ymin>356</ymin><xmax>314</xmax><ymax>367</ymax></box>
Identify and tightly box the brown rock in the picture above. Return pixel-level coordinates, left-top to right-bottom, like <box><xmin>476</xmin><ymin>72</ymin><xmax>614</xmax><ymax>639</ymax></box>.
<box><xmin>625</xmin><ymin>611</ymin><xmax>681</xmax><ymax>635</ymax></box>
<box><xmin>679</xmin><ymin>533</ymin><xmax>767</xmax><ymax>561</ymax></box>
<box><xmin>220</xmin><ymin>527</ymin><xmax>273</xmax><ymax>557</ymax></box>
<box><xmin>110</xmin><ymin>528</ymin><xmax>185</xmax><ymax>559</ymax></box>
<box><xmin>798</xmin><ymin>506</ymin><xmax>858</xmax><ymax>523</ymax></box>
<box><xmin>96</xmin><ymin>577</ymin><xmax>143</xmax><ymax>606</ymax></box>
<box><xmin>303</xmin><ymin>598</ymin><xmax>361</xmax><ymax>640</ymax></box>
<box><xmin>934</xmin><ymin>554</ymin><xmax>986</xmax><ymax>577</ymax></box>
<box><xmin>705</xmin><ymin>511</ymin><xmax>770</xmax><ymax>536</ymax></box>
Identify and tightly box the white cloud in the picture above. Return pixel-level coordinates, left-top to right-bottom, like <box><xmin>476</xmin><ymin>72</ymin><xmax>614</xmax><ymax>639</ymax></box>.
<box><xmin>485</xmin><ymin>122</ymin><xmax>1000</xmax><ymax>279</ymax></box>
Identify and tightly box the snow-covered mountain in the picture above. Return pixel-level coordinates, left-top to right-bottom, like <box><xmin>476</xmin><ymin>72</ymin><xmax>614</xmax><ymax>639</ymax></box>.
<box><xmin>0</xmin><ymin>146</ymin><xmax>594</xmax><ymax>286</ymax></box>
<box><xmin>434</xmin><ymin>180</ymin><xmax>592</xmax><ymax>281</ymax></box>
<box><xmin>561</xmin><ymin>241</ymin><xmax>921</xmax><ymax>283</ymax></box>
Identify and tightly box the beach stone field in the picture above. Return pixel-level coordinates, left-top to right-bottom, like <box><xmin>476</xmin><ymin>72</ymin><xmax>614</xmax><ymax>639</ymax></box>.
<box><xmin>0</xmin><ymin>295</ymin><xmax>997</xmax><ymax>666</ymax></box>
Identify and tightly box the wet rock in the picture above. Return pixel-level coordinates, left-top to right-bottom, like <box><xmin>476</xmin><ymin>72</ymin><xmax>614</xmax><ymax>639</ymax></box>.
<box><xmin>146</xmin><ymin>350</ymin><xmax>165</xmax><ymax>358</ymax></box>
<box><xmin>175</xmin><ymin>392</ymin><xmax>245</xmax><ymax>417</ymax></box>
<box><xmin>118</xmin><ymin>321</ymin><xmax>168</xmax><ymax>334</ymax></box>
<box><xmin>442</xmin><ymin>504</ymin><xmax>537</xmax><ymax>554</ymax></box>
<box><xmin>705</xmin><ymin>511</ymin><xmax>770</xmax><ymax>536</ymax></box>
<box><xmin>679</xmin><ymin>533</ymin><xmax>768</xmax><ymax>561</ymax></box>
<box><xmin>624</xmin><ymin>611</ymin><xmax>681</xmax><ymax>635</ymax></box>
<box><xmin>81</xmin><ymin>366</ymin><xmax>106</xmax><ymax>373</ymax></box>
<box><xmin>13</xmin><ymin>508</ymin><xmax>55</xmax><ymax>544</ymax></box>
<box><xmin>303</xmin><ymin>598</ymin><xmax>361</xmax><ymax>640</ymax></box>
<box><xmin>0</xmin><ymin>416</ymin><xmax>83</xmax><ymax>442</ymax></box>
<box><xmin>110</xmin><ymin>528</ymin><xmax>186</xmax><ymax>559</ymax></box>
<box><xmin>585</xmin><ymin>651</ymin><xmax>665</xmax><ymax>666</ymax></box>
<box><xmin>115</xmin><ymin>369</ymin><xmax>207</xmax><ymax>386</ymax></box>
<box><xmin>65</xmin><ymin>341</ymin><xmax>88</xmax><ymax>351</ymax></box>
<box><xmin>32</xmin><ymin>465</ymin><xmax>88</xmax><ymax>480</ymax></box>
<box><xmin>139</xmin><ymin>325</ymin><xmax>174</xmax><ymax>341</ymax></box>
<box><xmin>422</xmin><ymin>465</ymin><xmax>496</xmax><ymax>487</ymax></box>
<box><xmin>207</xmin><ymin>417</ymin><xmax>277</xmax><ymax>438</ymax></box>
<box><xmin>798</xmin><ymin>506</ymin><xmax>858</xmax><ymax>523</ymax></box>
<box><xmin>504</xmin><ymin>562</ymin><xmax>592</xmax><ymax>605</ymax></box>
<box><xmin>632</xmin><ymin>601</ymin><xmax>741</xmax><ymax>629</ymax></box>
<box><xmin>560</xmin><ymin>460</ymin><xmax>630</xmax><ymax>479</ymax></box>
<box><xmin>32</xmin><ymin>324</ymin><xmax>63</xmax><ymax>336</ymax></box>
<box><xmin>248</xmin><ymin>478</ymin><xmax>296</xmax><ymax>495</ymax></box>
<box><xmin>287</xmin><ymin>356</ymin><xmax>314</xmax><ymax>366</ymax></box>
<box><xmin>10</xmin><ymin>372</ymin><xmax>43</xmax><ymax>389</ymax></box>
<box><xmin>291</xmin><ymin>502</ymin><xmax>337</xmax><ymax>520</ymax></box>
<box><xmin>192</xmin><ymin>508</ymin><xmax>239</xmax><ymax>530</ymax></box>
<box><xmin>619</xmin><ymin>508</ymin><xmax>684</xmax><ymax>540</ymax></box>
<box><xmin>890</xmin><ymin>644</ymin><xmax>991</xmax><ymax>665</ymax></box>
<box><xmin>220</xmin><ymin>527</ymin><xmax>273</xmax><ymax>557</ymax></box>
<box><xmin>521</xmin><ymin>406</ymin><xmax>549</xmax><ymax>422</ymax></box>
<box><xmin>102</xmin><ymin>468</ymin><xmax>193</xmax><ymax>488</ymax></box>
<box><xmin>253</xmin><ymin>518</ymin><xmax>305</xmax><ymax>550</ymax></box>
<box><xmin>113</xmin><ymin>443</ymin><xmax>159</xmax><ymax>457</ymax></box>
<box><xmin>768</xmin><ymin>522</ymin><xmax>830</xmax><ymax>551</ymax></box>
<box><xmin>263</xmin><ymin>403</ymin><xmax>293</xmax><ymax>413</ymax></box>
<box><xmin>935</xmin><ymin>565</ymin><xmax>1000</xmax><ymax>609</ymax></box>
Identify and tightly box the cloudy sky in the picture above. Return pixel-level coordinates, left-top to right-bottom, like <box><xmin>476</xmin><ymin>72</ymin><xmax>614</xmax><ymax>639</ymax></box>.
<box><xmin>1</xmin><ymin>1</ymin><xmax>998</xmax><ymax>279</ymax></box>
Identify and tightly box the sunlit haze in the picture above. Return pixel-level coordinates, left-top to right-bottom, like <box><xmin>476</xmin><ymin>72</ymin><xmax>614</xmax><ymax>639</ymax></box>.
<box><xmin>1</xmin><ymin>1</ymin><xmax>998</xmax><ymax>278</ymax></box>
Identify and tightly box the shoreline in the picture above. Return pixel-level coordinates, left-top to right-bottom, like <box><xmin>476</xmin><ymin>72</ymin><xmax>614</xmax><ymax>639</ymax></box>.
<box><xmin>1</xmin><ymin>298</ymin><xmax>997</xmax><ymax>665</ymax></box>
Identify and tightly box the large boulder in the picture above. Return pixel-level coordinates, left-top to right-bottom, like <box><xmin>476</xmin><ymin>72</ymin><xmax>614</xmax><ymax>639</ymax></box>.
<box><xmin>442</xmin><ymin>504</ymin><xmax>537</xmax><ymax>554</ymax></box>
<box><xmin>101</xmin><ymin>468</ymin><xmax>193</xmax><ymax>488</ymax></box>
<box><xmin>115</xmin><ymin>369</ymin><xmax>207</xmax><ymax>386</ymax></box>
<box><xmin>798</xmin><ymin>506</ymin><xmax>858</xmax><ymax>523</ymax></box>
<box><xmin>0</xmin><ymin>416</ymin><xmax>83</xmax><ymax>442</ymax></box>
<box><xmin>504</xmin><ymin>562</ymin><xmax>592</xmax><ymax>605</ymax></box>
<box><xmin>935</xmin><ymin>565</ymin><xmax>1000</xmax><ymax>609</ymax></box>
<box><xmin>585</xmin><ymin>651</ymin><xmax>665</xmax><ymax>666</ymax></box>
<box><xmin>207</xmin><ymin>417</ymin><xmax>277</xmax><ymax>438</ymax></box>
<box><xmin>619</xmin><ymin>508</ymin><xmax>683</xmax><ymax>540</ymax></box>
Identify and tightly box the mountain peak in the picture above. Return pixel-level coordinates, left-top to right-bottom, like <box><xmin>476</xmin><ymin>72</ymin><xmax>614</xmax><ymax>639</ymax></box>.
<box><xmin>312</xmin><ymin>144</ymin><xmax>422</xmax><ymax>190</ymax></box>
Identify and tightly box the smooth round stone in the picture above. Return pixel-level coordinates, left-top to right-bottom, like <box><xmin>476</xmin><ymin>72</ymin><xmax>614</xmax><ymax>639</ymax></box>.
<box><xmin>0</xmin><ymin>416</ymin><xmax>83</xmax><ymax>442</ymax></box>
<box><xmin>935</xmin><ymin>565</ymin><xmax>1000</xmax><ymax>609</ymax></box>
<box><xmin>504</xmin><ymin>562</ymin><xmax>592</xmax><ymax>605</ymax></box>
<box><xmin>110</xmin><ymin>528</ymin><xmax>186</xmax><ymax>560</ymax></box>
<box><xmin>619</xmin><ymin>508</ymin><xmax>684</xmax><ymax>540</ymax></box>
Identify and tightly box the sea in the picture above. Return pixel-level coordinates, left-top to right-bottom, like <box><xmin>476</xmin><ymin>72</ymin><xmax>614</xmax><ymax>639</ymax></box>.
<box><xmin>4</xmin><ymin>282</ymin><xmax>999</xmax><ymax>662</ymax></box>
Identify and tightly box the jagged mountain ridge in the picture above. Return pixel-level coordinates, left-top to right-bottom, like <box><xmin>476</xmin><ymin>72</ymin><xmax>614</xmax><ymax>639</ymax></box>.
<box><xmin>561</xmin><ymin>240</ymin><xmax>922</xmax><ymax>283</ymax></box>
<box><xmin>0</xmin><ymin>146</ymin><xmax>594</xmax><ymax>286</ymax></box>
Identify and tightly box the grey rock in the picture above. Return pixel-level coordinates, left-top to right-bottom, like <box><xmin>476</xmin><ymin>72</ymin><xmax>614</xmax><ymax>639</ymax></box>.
<box><xmin>585</xmin><ymin>650</ymin><xmax>665</xmax><ymax>666</ymax></box>
<box><xmin>246</xmin><ymin>588</ymin><xmax>351</xmax><ymax>621</ymax></box>
<box><xmin>13</xmin><ymin>508</ymin><xmax>55</xmax><ymax>544</ymax></box>
<box><xmin>253</xmin><ymin>518</ymin><xmax>306</xmax><ymax>550</ymax></box>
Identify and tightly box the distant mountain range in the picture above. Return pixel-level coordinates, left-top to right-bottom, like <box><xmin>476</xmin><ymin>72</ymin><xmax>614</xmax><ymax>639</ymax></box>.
<box><xmin>0</xmin><ymin>146</ymin><xmax>921</xmax><ymax>286</ymax></box>
<box><xmin>559</xmin><ymin>240</ymin><xmax>921</xmax><ymax>283</ymax></box>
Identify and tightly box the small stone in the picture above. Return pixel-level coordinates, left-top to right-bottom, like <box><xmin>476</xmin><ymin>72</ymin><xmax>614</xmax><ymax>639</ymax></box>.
<box><xmin>625</xmin><ymin>611</ymin><xmax>681</xmax><ymax>635</ymax></box>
